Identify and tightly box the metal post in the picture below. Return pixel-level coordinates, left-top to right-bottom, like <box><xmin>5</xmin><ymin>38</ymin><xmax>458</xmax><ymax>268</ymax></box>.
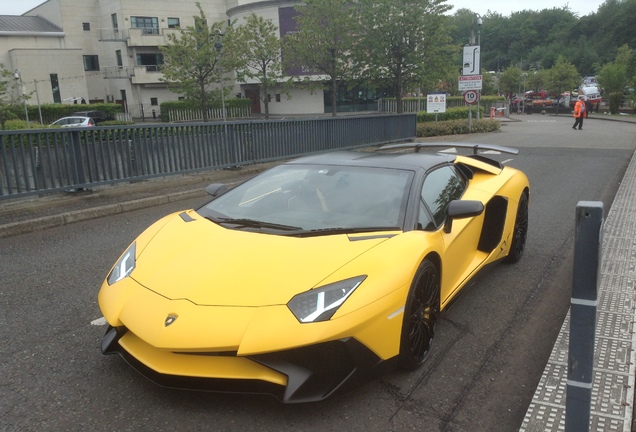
<box><xmin>214</xmin><ymin>29</ymin><xmax>235</xmax><ymax>165</ymax></box>
<box><xmin>14</xmin><ymin>69</ymin><xmax>30</xmax><ymax>128</ymax></box>
<box><xmin>476</xmin><ymin>14</ymin><xmax>482</xmax><ymax>121</ymax></box>
<box><xmin>34</xmin><ymin>79</ymin><xmax>43</xmax><ymax>125</ymax></box>
<box><xmin>565</xmin><ymin>201</ymin><xmax>603</xmax><ymax>432</ymax></box>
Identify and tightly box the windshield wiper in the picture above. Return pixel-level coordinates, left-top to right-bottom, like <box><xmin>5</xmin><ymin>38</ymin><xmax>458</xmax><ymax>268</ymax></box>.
<box><xmin>208</xmin><ymin>216</ymin><xmax>302</xmax><ymax>231</ymax></box>
<box><xmin>291</xmin><ymin>226</ymin><xmax>401</xmax><ymax>237</ymax></box>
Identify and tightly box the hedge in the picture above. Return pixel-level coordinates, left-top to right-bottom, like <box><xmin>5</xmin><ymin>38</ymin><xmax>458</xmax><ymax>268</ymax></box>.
<box><xmin>416</xmin><ymin>118</ymin><xmax>501</xmax><ymax>137</ymax></box>
<box><xmin>160</xmin><ymin>98</ymin><xmax>252</xmax><ymax>122</ymax></box>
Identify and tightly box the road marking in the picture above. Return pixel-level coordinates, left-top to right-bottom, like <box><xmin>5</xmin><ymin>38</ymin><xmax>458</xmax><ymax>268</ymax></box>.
<box><xmin>502</xmin><ymin>158</ymin><xmax>513</xmax><ymax>165</ymax></box>
<box><xmin>91</xmin><ymin>317</ymin><xmax>107</xmax><ymax>326</ymax></box>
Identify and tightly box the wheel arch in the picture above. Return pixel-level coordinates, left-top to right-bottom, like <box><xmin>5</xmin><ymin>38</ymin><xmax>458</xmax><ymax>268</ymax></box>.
<box><xmin>423</xmin><ymin>252</ymin><xmax>442</xmax><ymax>294</ymax></box>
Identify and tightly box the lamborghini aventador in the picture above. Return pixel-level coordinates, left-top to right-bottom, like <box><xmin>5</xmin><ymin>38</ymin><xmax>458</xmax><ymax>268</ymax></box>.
<box><xmin>98</xmin><ymin>143</ymin><xmax>530</xmax><ymax>403</ymax></box>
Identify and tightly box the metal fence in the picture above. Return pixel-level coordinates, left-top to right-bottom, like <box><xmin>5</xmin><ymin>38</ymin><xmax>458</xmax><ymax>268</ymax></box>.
<box><xmin>378</xmin><ymin>97</ymin><xmax>500</xmax><ymax>113</ymax></box>
<box><xmin>0</xmin><ymin>114</ymin><xmax>416</xmax><ymax>199</ymax></box>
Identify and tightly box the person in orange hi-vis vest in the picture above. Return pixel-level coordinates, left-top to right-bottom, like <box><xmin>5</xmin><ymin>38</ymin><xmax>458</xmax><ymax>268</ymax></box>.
<box><xmin>572</xmin><ymin>96</ymin><xmax>586</xmax><ymax>130</ymax></box>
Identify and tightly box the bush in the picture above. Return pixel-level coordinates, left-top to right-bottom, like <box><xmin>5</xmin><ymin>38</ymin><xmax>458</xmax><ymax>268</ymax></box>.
<box><xmin>416</xmin><ymin>119</ymin><xmax>501</xmax><ymax>137</ymax></box>
<box><xmin>99</xmin><ymin>120</ymin><xmax>135</xmax><ymax>126</ymax></box>
<box><xmin>609</xmin><ymin>93</ymin><xmax>622</xmax><ymax>114</ymax></box>
<box><xmin>417</xmin><ymin>106</ymin><xmax>485</xmax><ymax>122</ymax></box>
<box><xmin>2</xmin><ymin>119</ymin><xmax>44</xmax><ymax>130</ymax></box>
<box><xmin>160</xmin><ymin>98</ymin><xmax>252</xmax><ymax>122</ymax></box>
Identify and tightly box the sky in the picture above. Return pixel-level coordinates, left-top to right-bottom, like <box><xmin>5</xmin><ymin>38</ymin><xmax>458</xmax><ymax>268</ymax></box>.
<box><xmin>0</xmin><ymin>0</ymin><xmax>607</xmax><ymax>17</ymax></box>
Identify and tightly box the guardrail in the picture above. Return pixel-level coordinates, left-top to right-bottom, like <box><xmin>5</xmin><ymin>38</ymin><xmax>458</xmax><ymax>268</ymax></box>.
<box><xmin>0</xmin><ymin>114</ymin><xmax>416</xmax><ymax>199</ymax></box>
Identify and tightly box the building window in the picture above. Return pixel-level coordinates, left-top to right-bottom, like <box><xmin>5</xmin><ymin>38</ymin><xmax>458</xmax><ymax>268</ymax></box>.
<box><xmin>82</xmin><ymin>22</ymin><xmax>90</xmax><ymax>31</ymax></box>
<box><xmin>167</xmin><ymin>17</ymin><xmax>180</xmax><ymax>29</ymax></box>
<box><xmin>115</xmin><ymin>50</ymin><xmax>123</xmax><ymax>67</ymax></box>
<box><xmin>50</xmin><ymin>74</ymin><xmax>60</xmax><ymax>103</ymax></box>
<box><xmin>275</xmin><ymin>94</ymin><xmax>281</xmax><ymax>102</ymax></box>
<box><xmin>136</xmin><ymin>53</ymin><xmax>163</xmax><ymax>71</ymax></box>
<box><xmin>83</xmin><ymin>55</ymin><xmax>99</xmax><ymax>71</ymax></box>
<box><xmin>131</xmin><ymin>16</ymin><xmax>159</xmax><ymax>35</ymax></box>
<box><xmin>151</xmin><ymin>97</ymin><xmax>158</xmax><ymax>106</ymax></box>
<box><xmin>111</xmin><ymin>13</ymin><xmax>118</xmax><ymax>31</ymax></box>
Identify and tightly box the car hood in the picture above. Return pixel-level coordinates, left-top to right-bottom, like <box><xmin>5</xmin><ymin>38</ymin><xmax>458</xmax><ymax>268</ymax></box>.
<box><xmin>132</xmin><ymin>211</ymin><xmax>394</xmax><ymax>307</ymax></box>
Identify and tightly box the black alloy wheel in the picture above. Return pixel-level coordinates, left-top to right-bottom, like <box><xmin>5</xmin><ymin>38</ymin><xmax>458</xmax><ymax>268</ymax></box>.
<box><xmin>398</xmin><ymin>259</ymin><xmax>440</xmax><ymax>370</ymax></box>
<box><xmin>504</xmin><ymin>191</ymin><xmax>529</xmax><ymax>264</ymax></box>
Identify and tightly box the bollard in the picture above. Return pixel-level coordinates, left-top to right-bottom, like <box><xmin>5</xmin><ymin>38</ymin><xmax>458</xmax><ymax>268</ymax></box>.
<box><xmin>565</xmin><ymin>201</ymin><xmax>603</xmax><ymax>432</ymax></box>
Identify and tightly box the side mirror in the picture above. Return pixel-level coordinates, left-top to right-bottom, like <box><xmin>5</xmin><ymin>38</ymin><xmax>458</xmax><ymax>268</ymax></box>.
<box><xmin>444</xmin><ymin>200</ymin><xmax>484</xmax><ymax>234</ymax></box>
<box><xmin>205</xmin><ymin>183</ymin><xmax>229</xmax><ymax>197</ymax></box>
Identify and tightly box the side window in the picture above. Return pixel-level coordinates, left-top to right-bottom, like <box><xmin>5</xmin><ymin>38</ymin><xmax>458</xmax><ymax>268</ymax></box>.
<box><xmin>420</xmin><ymin>166</ymin><xmax>466</xmax><ymax>229</ymax></box>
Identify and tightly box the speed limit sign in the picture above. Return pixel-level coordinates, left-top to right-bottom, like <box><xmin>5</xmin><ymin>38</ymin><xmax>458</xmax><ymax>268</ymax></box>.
<box><xmin>463</xmin><ymin>90</ymin><xmax>478</xmax><ymax>105</ymax></box>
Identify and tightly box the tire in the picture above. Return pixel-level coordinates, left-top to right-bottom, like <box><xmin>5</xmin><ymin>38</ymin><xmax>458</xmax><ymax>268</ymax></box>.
<box><xmin>398</xmin><ymin>259</ymin><xmax>440</xmax><ymax>370</ymax></box>
<box><xmin>504</xmin><ymin>192</ymin><xmax>529</xmax><ymax>263</ymax></box>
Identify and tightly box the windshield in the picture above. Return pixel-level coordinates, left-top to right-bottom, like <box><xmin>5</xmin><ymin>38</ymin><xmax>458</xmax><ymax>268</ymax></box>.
<box><xmin>198</xmin><ymin>164</ymin><xmax>413</xmax><ymax>234</ymax></box>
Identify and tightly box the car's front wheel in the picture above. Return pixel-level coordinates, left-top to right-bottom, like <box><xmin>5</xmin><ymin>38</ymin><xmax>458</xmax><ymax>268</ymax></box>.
<box><xmin>398</xmin><ymin>259</ymin><xmax>440</xmax><ymax>370</ymax></box>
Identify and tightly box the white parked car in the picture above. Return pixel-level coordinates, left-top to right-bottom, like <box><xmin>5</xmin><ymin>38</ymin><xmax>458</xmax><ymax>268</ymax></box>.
<box><xmin>50</xmin><ymin>116</ymin><xmax>95</xmax><ymax>128</ymax></box>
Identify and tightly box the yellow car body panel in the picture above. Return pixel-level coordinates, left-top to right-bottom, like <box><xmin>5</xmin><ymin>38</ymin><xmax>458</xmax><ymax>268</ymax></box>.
<box><xmin>131</xmin><ymin>211</ymin><xmax>393</xmax><ymax>306</ymax></box>
<box><xmin>118</xmin><ymin>331</ymin><xmax>288</xmax><ymax>385</ymax></box>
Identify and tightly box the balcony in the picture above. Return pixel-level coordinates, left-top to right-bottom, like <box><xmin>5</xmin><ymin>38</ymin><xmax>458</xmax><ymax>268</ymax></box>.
<box><xmin>131</xmin><ymin>65</ymin><xmax>164</xmax><ymax>84</ymax></box>
<box><xmin>104</xmin><ymin>66</ymin><xmax>134</xmax><ymax>79</ymax></box>
<box><xmin>103</xmin><ymin>65</ymin><xmax>164</xmax><ymax>84</ymax></box>
<box><xmin>99</xmin><ymin>28</ymin><xmax>127</xmax><ymax>42</ymax></box>
<box><xmin>127</xmin><ymin>27</ymin><xmax>180</xmax><ymax>47</ymax></box>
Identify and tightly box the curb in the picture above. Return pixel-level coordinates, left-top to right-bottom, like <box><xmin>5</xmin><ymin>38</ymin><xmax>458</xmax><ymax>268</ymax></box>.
<box><xmin>0</xmin><ymin>188</ymin><xmax>207</xmax><ymax>239</ymax></box>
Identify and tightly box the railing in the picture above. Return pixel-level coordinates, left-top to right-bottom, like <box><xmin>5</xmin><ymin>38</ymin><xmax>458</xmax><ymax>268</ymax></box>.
<box><xmin>0</xmin><ymin>114</ymin><xmax>416</xmax><ymax>199</ymax></box>
<box><xmin>167</xmin><ymin>107</ymin><xmax>251</xmax><ymax>122</ymax></box>
<box><xmin>378</xmin><ymin>97</ymin><xmax>498</xmax><ymax>113</ymax></box>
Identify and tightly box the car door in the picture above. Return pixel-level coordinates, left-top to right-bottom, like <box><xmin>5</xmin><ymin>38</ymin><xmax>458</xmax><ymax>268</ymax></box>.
<box><xmin>419</xmin><ymin>165</ymin><xmax>487</xmax><ymax>306</ymax></box>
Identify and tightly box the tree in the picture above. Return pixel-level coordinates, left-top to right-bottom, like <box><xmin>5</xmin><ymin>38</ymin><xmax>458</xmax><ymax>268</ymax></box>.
<box><xmin>160</xmin><ymin>3</ymin><xmax>237</xmax><ymax>121</ymax></box>
<box><xmin>598</xmin><ymin>61</ymin><xmax>627</xmax><ymax>94</ymax></box>
<box><xmin>526</xmin><ymin>68</ymin><xmax>547</xmax><ymax>93</ymax></box>
<box><xmin>354</xmin><ymin>0</ymin><xmax>454</xmax><ymax>113</ymax></box>
<box><xmin>0</xmin><ymin>64</ymin><xmax>22</xmax><ymax>129</ymax></box>
<box><xmin>498</xmin><ymin>66</ymin><xmax>524</xmax><ymax>99</ymax></box>
<box><xmin>224</xmin><ymin>13</ymin><xmax>288</xmax><ymax>119</ymax></box>
<box><xmin>545</xmin><ymin>56</ymin><xmax>580</xmax><ymax>114</ymax></box>
<box><xmin>283</xmin><ymin>0</ymin><xmax>358</xmax><ymax>116</ymax></box>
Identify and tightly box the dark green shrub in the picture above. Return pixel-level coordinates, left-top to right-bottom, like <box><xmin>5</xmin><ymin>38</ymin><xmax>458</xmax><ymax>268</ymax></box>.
<box><xmin>99</xmin><ymin>120</ymin><xmax>135</xmax><ymax>126</ymax></box>
<box><xmin>417</xmin><ymin>106</ymin><xmax>485</xmax><ymax>122</ymax></box>
<box><xmin>416</xmin><ymin>119</ymin><xmax>500</xmax><ymax>137</ymax></box>
<box><xmin>160</xmin><ymin>98</ymin><xmax>252</xmax><ymax>122</ymax></box>
<box><xmin>609</xmin><ymin>93</ymin><xmax>622</xmax><ymax>114</ymax></box>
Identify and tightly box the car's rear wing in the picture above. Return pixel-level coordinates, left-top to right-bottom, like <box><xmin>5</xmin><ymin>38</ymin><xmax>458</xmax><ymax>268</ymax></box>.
<box><xmin>378</xmin><ymin>142</ymin><xmax>519</xmax><ymax>156</ymax></box>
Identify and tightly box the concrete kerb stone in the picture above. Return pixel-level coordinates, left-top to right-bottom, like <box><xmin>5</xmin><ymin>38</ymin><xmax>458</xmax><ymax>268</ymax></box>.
<box><xmin>0</xmin><ymin>190</ymin><xmax>208</xmax><ymax>239</ymax></box>
<box><xmin>0</xmin><ymin>214</ymin><xmax>66</xmax><ymax>238</ymax></box>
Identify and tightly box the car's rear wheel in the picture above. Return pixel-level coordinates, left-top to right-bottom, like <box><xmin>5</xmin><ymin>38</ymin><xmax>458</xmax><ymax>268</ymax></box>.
<box><xmin>398</xmin><ymin>259</ymin><xmax>440</xmax><ymax>370</ymax></box>
<box><xmin>504</xmin><ymin>191</ymin><xmax>529</xmax><ymax>263</ymax></box>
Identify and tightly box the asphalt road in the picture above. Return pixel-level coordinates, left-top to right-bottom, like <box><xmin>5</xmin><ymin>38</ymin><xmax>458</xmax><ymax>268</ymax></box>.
<box><xmin>1</xmin><ymin>113</ymin><xmax>635</xmax><ymax>431</ymax></box>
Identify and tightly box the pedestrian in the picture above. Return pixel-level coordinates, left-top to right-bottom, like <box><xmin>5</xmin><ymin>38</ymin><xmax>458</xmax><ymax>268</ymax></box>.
<box><xmin>572</xmin><ymin>96</ymin><xmax>586</xmax><ymax>130</ymax></box>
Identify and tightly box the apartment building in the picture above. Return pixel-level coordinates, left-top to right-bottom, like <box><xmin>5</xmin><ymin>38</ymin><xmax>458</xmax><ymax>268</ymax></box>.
<box><xmin>0</xmin><ymin>0</ymin><xmax>325</xmax><ymax>120</ymax></box>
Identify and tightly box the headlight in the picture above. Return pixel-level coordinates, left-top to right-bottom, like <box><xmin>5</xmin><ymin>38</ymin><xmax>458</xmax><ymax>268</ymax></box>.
<box><xmin>287</xmin><ymin>276</ymin><xmax>366</xmax><ymax>323</ymax></box>
<box><xmin>107</xmin><ymin>243</ymin><xmax>136</xmax><ymax>285</ymax></box>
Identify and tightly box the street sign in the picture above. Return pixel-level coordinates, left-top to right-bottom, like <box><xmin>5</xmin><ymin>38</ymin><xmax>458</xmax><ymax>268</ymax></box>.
<box><xmin>426</xmin><ymin>92</ymin><xmax>446</xmax><ymax>113</ymax></box>
<box><xmin>463</xmin><ymin>45</ymin><xmax>481</xmax><ymax>76</ymax></box>
<box><xmin>463</xmin><ymin>90</ymin><xmax>478</xmax><ymax>105</ymax></box>
<box><xmin>458</xmin><ymin>75</ymin><xmax>483</xmax><ymax>91</ymax></box>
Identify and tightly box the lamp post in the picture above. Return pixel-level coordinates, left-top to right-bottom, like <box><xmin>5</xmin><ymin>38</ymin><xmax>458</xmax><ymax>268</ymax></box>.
<box><xmin>13</xmin><ymin>69</ymin><xmax>30</xmax><ymax>128</ymax></box>
<box><xmin>213</xmin><ymin>30</ymin><xmax>227</xmax><ymax>124</ymax></box>
<box><xmin>475</xmin><ymin>14</ymin><xmax>482</xmax><ymax>120</ymax></box>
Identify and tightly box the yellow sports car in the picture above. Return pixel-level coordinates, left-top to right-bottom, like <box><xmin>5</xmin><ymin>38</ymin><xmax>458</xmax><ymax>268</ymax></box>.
<box><xmin>99</xmin><ymin>143</ymin><xmax>529</xmax><ymax>403</ymax></box>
